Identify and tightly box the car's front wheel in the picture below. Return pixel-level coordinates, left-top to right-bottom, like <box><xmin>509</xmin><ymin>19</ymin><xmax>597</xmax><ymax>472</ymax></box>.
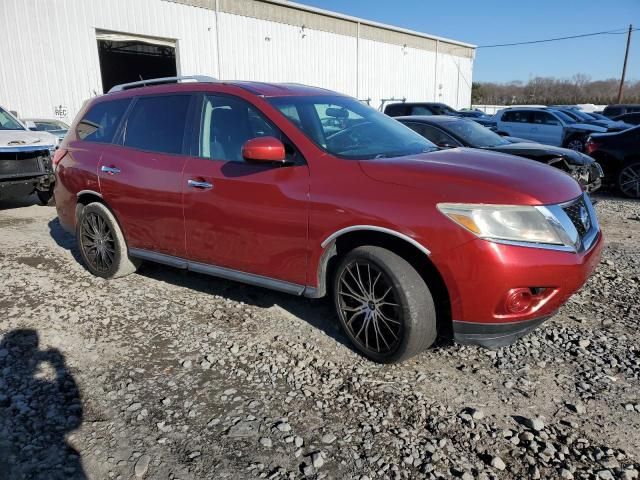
<box><xmin>565</xmin><ymin>136</ymin><xmax>586</xmax><ymax>152</ymax></box>
<box><xmin>332</xmin><ymin>246</ymin><xmax>437</xmax><ymax>363</ymax></box>
<box><xmin>618</xmin><ymin>162</ymin><xmax>640</xmax><ymax>199</ymax></box>
<box><xmin>77</xmin><ymin>202</ymin><xmax>140</xmax><ymax>279</ymax></box>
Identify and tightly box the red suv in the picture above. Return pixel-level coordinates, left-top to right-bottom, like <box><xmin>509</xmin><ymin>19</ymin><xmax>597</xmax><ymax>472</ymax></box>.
<box><xmin>54</xmin><ymin>77</ymin><xmax>603</xmax><ymax>363</ymax></box>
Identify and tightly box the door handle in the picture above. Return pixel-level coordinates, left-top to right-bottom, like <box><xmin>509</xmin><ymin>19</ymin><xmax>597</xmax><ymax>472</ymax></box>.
<box><xmin>101</xmin><ymin>165</ymin><xmax>121</xmax><ymax>175</ymax></box>
<box><xmin>188</xmin><ymin>179</ymin><xmax>213</xmax><ymax>189</ymax></box>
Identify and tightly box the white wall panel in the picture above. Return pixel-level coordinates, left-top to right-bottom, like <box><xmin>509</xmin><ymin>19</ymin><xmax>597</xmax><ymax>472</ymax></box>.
<box><xmin>359</xmin><ymin>39</ymin><xmax>437</xmax><ymax>110</ymax></box>
<box><xmin>0</xmin><ymin>0</ymin><xmax>472</xmax><ymax>120</ymax></box>
<box><xmin>0</xmin><ymin>0</ymin><xmax>218</xmax><ymax>122</ymax></box>
<box><xmin>218</xmin><ymin>13</ymin><xmax>358</xmax><ymax>97</ymax></box>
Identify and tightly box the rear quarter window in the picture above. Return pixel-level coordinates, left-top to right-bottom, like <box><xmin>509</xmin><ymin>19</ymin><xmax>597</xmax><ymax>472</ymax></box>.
<box><xmin>76</xmin><ymin>99</ymin><xmax>131</xmax><ymax>143</ymax></box>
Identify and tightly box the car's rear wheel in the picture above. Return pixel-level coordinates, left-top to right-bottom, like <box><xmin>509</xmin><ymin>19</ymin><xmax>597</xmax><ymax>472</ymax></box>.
<box><xmin>332</xmin><ymin>246</ymin><xmax>437</xmax><ymax>363</ymax></box>
<box><xmin>565</xmin><ymin>136</ymin><xmax>585</xmax><ymax>152</ymax></box>
<box><xmin>77</xmin><ymin>202</ymin><xmax>140</xmax><ymax>279</ymax></box>
<box><xmin>618</xmin><ymin>162</ymin><xmax>640</xmax><ymax>199</ymax></box>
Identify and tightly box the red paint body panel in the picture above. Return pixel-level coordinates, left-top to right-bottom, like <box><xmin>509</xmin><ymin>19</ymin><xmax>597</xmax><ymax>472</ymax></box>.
<box><xmin>97</xmin><ymin>145</ymin><xmax>186</xmax><ymax>256</ymax></box>
<box><xmin>182</xmin><ymin>157</ymin><xmax>309</xmax><ymax>284</ymax></box>
<box><xmin>55</xmin><ymin>80</ymin><xmax>603</xmax><ymax>335</ymax></box>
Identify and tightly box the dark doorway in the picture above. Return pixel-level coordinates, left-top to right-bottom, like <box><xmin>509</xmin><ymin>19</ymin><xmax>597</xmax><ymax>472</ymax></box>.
<box><xmin>97</xmin><ymin>39</ymin><xmax>177</xmax><ymax>93</ymax></box>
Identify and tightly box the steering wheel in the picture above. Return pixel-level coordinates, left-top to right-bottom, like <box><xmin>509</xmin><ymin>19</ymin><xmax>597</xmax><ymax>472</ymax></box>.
<box><xmin>326</xmin><ymin>121</ymin><xmax>374</xmax><ymax>152</ymax></box>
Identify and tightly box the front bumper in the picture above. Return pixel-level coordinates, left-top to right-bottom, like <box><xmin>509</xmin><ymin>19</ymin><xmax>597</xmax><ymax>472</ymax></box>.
<box><xmin>0</xmin><ymin>174</ymin><xmax>55</xmax><ymax>200</ymax></box>
<box><xmin>432</xmin><ymin>228</ymin><xmax>603</xmax><ymax>348</ymax></box>
<box><xmin>453</xmin><ymin>315</ymin><xmax>550</xmax><ymax>348</ymax></box>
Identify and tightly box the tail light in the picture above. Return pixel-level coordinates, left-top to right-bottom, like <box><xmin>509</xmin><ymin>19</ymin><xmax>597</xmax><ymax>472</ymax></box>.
<box><xmin>52</xmin><ymin>148</ymin><xmax>68</xmax><ymax>169</ymax></box>
<box><xmin>585</xmin><ymin>138</ymin><xmax>601</xmax><ymax>155</ymax></box>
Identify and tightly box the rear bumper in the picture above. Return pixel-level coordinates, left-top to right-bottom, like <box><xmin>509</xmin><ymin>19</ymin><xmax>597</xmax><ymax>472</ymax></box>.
<box><xmin>453</xmin><ymin>315</ymin><xmax>550</xmax><ymax>348</ymax></box>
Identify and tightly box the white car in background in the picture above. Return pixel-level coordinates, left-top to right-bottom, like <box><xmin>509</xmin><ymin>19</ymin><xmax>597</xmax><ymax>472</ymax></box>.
<box><xmin>494</xmin><ymin>107</ymin><xmax>608</xmax><ymax>151</ymax></box>
<box><xmin>0</xmin><ymin>106</ymin><xmax>58</xmax><ymax>203</ymax></box>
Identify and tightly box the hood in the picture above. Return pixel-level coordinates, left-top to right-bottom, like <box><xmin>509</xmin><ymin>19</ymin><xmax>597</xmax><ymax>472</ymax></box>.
<box><xmin>568</xmin><ymin>123</ymin><xmax>608</xmax><ymax>133</ymax></box>
<box><xmin>0</xmin><ymin>130</ymin><xmax>58</xmax><ymax>150</ymax></box>
<box><xmin>487</xmin><ymin>142</ymin><xmax>594</xmax><ymax>165</ymax></box>
<box><xmin>359</xmin><ymin>148</ymin><xmax>583</xmax><ymax>205</ymax></box>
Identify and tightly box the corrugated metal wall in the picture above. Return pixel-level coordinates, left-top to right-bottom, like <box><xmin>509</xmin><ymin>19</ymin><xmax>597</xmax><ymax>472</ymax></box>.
<box><xmin>0</xmin><ymin>0</ymin><xmax>473</xmax><ymax>122</ymax></box>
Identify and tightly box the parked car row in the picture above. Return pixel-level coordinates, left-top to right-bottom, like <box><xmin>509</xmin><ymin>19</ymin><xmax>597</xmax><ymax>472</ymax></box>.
<box><xmin>396</xmin><ymin>115</ymin><xmax>603</xmax><ymax>192</ymax></box>
<box><xmin>384</xmin><ymin>100</ymin><xmax>639</xmax><ymax>198</ymax></box>
<box><xmin>50</xmin><ymin>76</ymin><xmax>603</xmax><ymax>363</ymax></box>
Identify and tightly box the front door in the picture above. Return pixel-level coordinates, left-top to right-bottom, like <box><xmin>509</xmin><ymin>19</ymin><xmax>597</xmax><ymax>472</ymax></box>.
<box><xmin>98</xmin><ymin>94</ymin><xmax>193</xmax><ymax>257</ymax></box>
<box><xmin>182</xmin><ymin>94</ymin><xmax>309</xmax><ymax>286</ymax></box>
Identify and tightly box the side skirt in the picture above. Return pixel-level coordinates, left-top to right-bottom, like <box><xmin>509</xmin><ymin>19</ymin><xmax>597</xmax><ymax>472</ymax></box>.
<box><xmin>129</xmin><ymin>248</ymin><xmax>311</xmax><ymax>297</ymax></box>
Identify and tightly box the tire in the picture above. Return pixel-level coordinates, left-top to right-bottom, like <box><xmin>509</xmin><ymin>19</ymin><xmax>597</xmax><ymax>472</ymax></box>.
<box><xmin>617</xmin><ymin>162</ymin><xmax>640</xmax><ymax>199</ymax></box>
<box><xmin>332</xmin><ymin>246</ymin><xmax>437</xmax><ymax>363</ymax></box>
<box><xmin>565</xmin><ymin>136</ymin><xmax>585</xmax><ymax>152</ymax></box>
<box><xmin>76</xmin><ymin>202</ymin><xmax>140</xmax><ymax>279</ymax></box>
<box><xmin>36</xmin><ymin>188</ymin><xmax>54</xmax><ymax>206</ymax></box>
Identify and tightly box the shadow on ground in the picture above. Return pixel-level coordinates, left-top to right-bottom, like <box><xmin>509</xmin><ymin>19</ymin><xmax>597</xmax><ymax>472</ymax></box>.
<box><xmin>46</xmin><ymin>217</ymin><xmax>352</xmax><ymax>351</ymax></box>
<box><xmin>0</xmin><ymin>329</ymin><xmax>86</xmax><ymax>479</ymax></box>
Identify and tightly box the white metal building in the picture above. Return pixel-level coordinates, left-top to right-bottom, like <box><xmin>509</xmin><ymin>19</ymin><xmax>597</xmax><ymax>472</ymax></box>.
<box><xmin>0</xmin><ymin>0</ymin><xmax>475</xmax><ymax>123</ymax></box>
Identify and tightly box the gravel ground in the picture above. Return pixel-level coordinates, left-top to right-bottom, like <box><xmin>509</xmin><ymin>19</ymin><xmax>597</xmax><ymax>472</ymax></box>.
<box><xmin>0</xmin><ymin>193</ymin><xmax>638</xmax><ymax>480</ymax></box>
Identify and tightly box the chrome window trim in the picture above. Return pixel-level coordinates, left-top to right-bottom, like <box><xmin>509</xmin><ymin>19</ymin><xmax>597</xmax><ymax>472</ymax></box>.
<box><xmin>128</xmin><ymin>248</ymin><xmax>307</xmax><ymax>296</ymax></box>
<box><xmin>320</xmin><ymin>225</ymin><xmax>431</xmax><ymax>256</ymax></box>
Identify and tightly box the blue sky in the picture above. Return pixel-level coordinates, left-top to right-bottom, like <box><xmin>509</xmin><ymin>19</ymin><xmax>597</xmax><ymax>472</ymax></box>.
<box><xmin>296</xmin><ymin>0</ymin><xmax>639</xmax><ymax>84</ymax></box>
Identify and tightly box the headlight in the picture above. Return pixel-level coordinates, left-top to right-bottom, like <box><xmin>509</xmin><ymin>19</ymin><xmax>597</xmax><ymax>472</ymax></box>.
<box><xmin>437</xmin><ymin>203</ymin><xmax>572</xmax><ymax>245</ymax></box>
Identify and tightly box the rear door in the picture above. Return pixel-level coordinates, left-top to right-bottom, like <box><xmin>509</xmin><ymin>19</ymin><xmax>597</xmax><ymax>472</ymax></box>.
<box><xmin>98</xmin><ymin>94</ymin><xmax>193</xmax><ymax>257</ymax></box>
<box><xmin>182</xmin><ymin>93</ymin><xmax>309</xmax><ymax>285</ymax></box>
<box><xmin>531</xmin><ymin>111</ymin><xmax>563</xmax><ymax>145</ymax></box>
<box><xmin>499</xmin><ymin>110</ymin><xmax>530</xmax><ymax>138</ymax></box>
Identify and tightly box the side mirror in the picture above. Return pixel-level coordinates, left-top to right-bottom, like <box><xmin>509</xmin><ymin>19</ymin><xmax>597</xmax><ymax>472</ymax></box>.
<box><xmin>437</xmin><ymin>142</ymin><xmax>456</xmax><ymax>149</ymax></box>
<box><xmin>242</xmin><ymin>136</ymin><xmax>286</xmax><ymax>163</ymax></box>
<box><xmin>24</xmin><ymin>120</ymin><xmax>37</xmax><ymax>130</ymax></box>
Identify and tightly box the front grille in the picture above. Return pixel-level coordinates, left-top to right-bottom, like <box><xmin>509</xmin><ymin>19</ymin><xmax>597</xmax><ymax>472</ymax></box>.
<box><xmin>562</xmin><ymin>196</ymin><xmax>589</xmax><ymax>237</ymax></box>
<box><xmin>0</xmin><ymin>150</ymin><xmax>48</xmax><ymax>178</ymax></box>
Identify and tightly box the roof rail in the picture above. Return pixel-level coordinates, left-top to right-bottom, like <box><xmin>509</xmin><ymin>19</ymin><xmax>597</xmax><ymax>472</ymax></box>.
<box><xmin>108</xmin><ymin>75</ymin><xmax>218</xmax><ymax>93</ymax></box>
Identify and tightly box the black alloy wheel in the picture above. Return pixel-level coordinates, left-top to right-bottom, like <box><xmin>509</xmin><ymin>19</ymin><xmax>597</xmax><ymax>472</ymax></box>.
<box><xmin>80</xmin><ymin>211</ymin><xmax>116</xmax><ymax>274</ymax></box>
<box><xmin>336</xmin><ymin>259</ymin><xmax>403</xmax><ymax>355</ymax></box>
<box><xmin>618</xmin><ymin>162</ymin><xmax>640</xmax><ymax>199</ymax></box>
<box><xmin>332</xmin><ymin>246</ymin><xmax>437</xmax><ymax>363</ymax></box>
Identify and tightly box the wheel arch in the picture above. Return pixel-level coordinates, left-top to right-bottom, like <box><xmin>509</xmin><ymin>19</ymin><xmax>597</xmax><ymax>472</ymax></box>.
<box><xmin>75</xmin><ymin>190</ymin><xmax>104</xmax><ymax>226</ymax></box>
<box><xmin>313</xmin><ymin>227</ymin><xmax>452</xmax><ymax>340</ymax></box>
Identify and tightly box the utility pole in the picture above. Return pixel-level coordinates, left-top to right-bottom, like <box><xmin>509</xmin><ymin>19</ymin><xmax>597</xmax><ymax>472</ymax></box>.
<box><xmin>617</xmin><ymin>24</ymin><xmax>633</xmax><ymax>104</ymax></box>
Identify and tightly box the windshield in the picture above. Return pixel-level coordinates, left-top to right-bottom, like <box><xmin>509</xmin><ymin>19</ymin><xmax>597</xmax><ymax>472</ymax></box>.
<box><xmin>550</xmin><ymin>109</ymin><xmax>575</xmax><ymax>124</ymax></box>
<box><xmin>0</xmin><ymin>107</ymin><xmax>26</xmax><ymax>131</ymax></box>
<box><xmin>32</xmin><ymin>120</ymin><xmax>69</xmax><ymax>131</ymax></box>
<box><xmin>567</xmin><ymin>109</ymin><xmax>593</xmax><ymax>122</ymax></box>
<box><xmin>445</xmin><ymin>119</ymin><xmax>510</xmax><ymax>148</ymax></box>
<box><xmin>268</xmin><ymin>96</ymin><xmax>437</xmax><ymax>159</ymax></box>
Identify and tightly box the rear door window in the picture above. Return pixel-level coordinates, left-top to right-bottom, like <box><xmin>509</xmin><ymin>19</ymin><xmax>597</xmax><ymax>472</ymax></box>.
<box><xmin>405</xmin><ymin>122</ymin><xmax>460</xmax><ymax>146</ymax></box>
<box><xmin>532</xmin><ymin>111</ymin><xmax>560</xmax><ymax>125</ymax></box>
<box><xmin>76</xmin><ymin>99</ymin><xmax>130</xmax><ymax>143</ymax></box>
<box><xmin>123</xmin><ymin>95</ymin><xmax>191</xmax><ymax>154</ymax></box>
<box><xmin>384</xmin><ymin>104</ymin><xmax>407</xmax><ymax>116</ymax></box>
<box><xmin>502</xmin><ymin>110</ymin><xmax>531</xmax><ymax>123</ymax></box>
<box><xmin>410</xmin><ymin>106</ymin><xmax>434</xmax><ymax>116</ymax></box>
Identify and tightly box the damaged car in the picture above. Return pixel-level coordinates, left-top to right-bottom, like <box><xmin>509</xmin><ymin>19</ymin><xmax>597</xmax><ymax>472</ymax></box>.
<box><xmin>397</xmin><ymin>115</ymin><xmax>603</xmax><ymax>192</ymax></box>
<box><xmin>0</xmin><ymin>105</ymin><xmax>57</xmax><ymax>204</ymax></box>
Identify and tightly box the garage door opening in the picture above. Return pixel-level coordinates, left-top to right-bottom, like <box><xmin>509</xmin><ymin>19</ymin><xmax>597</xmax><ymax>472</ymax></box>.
<box><xmin>96</xmin><ymin>31</ymin><xmax>177</xmax><ymax>93</ymax></box>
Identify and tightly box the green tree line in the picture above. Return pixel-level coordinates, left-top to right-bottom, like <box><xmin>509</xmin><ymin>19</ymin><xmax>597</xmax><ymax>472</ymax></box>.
<box><xmin>472</xmin><ymin>74</ymin><xmax>640</xmax><ymax>106</ymax></box>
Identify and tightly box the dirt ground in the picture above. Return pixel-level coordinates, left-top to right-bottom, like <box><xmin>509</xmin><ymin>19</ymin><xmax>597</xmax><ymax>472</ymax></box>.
<box><xmin>0</xmin><ymin>193</ymin><xmax>638</xmax><ymax>480</ymax></box>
